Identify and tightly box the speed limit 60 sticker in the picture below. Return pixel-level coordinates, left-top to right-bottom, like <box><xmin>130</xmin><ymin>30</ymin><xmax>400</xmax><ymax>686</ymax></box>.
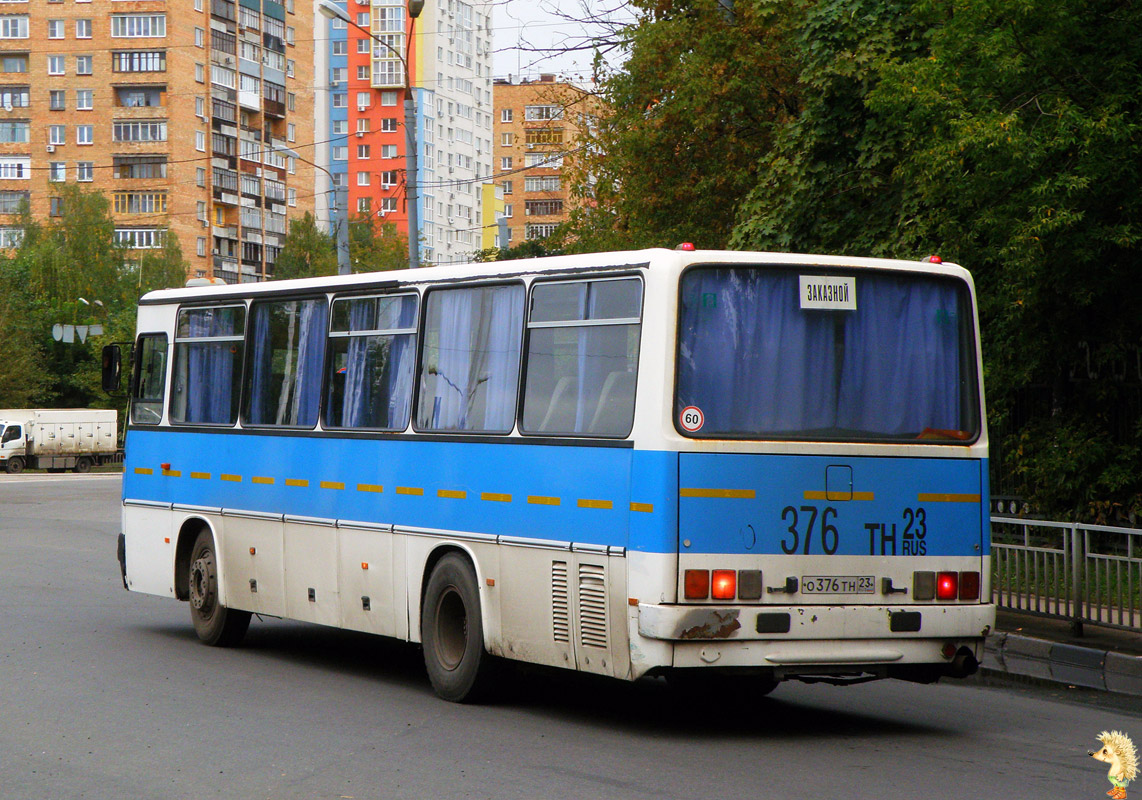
<box><xmin>680</xmin><ymin>406</ymin><xmax>704</xmax><ymax>433</ymax></box>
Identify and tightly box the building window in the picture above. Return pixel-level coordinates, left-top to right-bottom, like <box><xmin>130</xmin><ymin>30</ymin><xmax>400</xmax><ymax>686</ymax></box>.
<box><xmin>526</xmin><ymin>223</ymin><xmax>559</xmax><ymax>240</ymax></box>
<box><xmin>113</xmin><ymin>120</ymin><xmax>167</xmax><ymax>142</ymax></box>
<box><xmin>332</xmin><ymin>120</ymin><xmax>347</xmax><ymax>135</ymax></box>
<box><xmin>525</xmin><ymin>105</ymin><xmax>561</xmax><ymax>121</ymax></box>
<box><xmin>357</xmin><ymin>144</ymin><xmax>370</xmax><ymax>159</ymax></box>
<box><xmin>381</xmin><ymin>197</ymin><xmax>397</xmax><ymax>213</ymax></box>
<box><xmin>1</xmin><ymin>55</ymin><xmax>26</xmax><ymax>73</ymax></box>
<box><xmin>288</xmin><ymin>188</ymin><xmax>296</xmax><ymax>207</ymax></box>
<box><xmin>330</xmin><ymin>67</ymin><xmax>346</xmax><ymax>83</ymax></box>
<box><xmin>380</xmin><ymin>91</ymin><xmax>397</xmax><ymax>106</ymax></box>
<box><xmin>76</xmin><ymin>125</ymin><xmax>93</xmax><ymax>144</ymax></box>
<box><xmin>500</xmin><ymin>132</ymin><xmax>513</xmax><ymax>146</ymax></box>
<box><xmin>197</xmin><ymin>237</ymin><xmax>206</xmax><ymax>257</ymax></box>
<box><xmin>332</xmin><ymin>93</ymin><xmax>346</xmax><ymax>108</ymax></box>
<box><xmin>502</xmin><ymin>180</ymin><xmax>513</xmax><ymax>194</ymax></box>
<box><xmin>331</xmin><ymin>40</ymin><xmax>346</xmax><ymax>55</ymax></box>
<box><xmin>113</xmin><ymin>155</ymin><xmax>167</xmax><ymax>179</ymax></box>
<box><xmin>75</xmin><ymin>55</ymin><xmax>92</xmax><ymax>75</ymax></box>
<box><xmin>0</xmin><ymin>227</ymin><xmax>23</xmax><ymax>248</ymax></box>
<box><xmin>112</xmin><ymin>50</ymin><xmax>165</xmax><ymax>72</ymax></box>
<box><xmin>356</xmin><ymin>91</ymin><xmax>370</xmax><ymax>109</ymax></box>
<box><xmin>75</xmin><ymin>19</ymin><xmax>91</xmax><ymax>38</ymax></box>
<box><xmin>49</xmin><ymin>196</ymin><xmax>64</xmax><ymax>217</ymax></box>
<box><xmin>380</xmin><ymin>170</ymin><xmax>397</xmax><ymax>187</ymax></box>
<box><xmin>115</xmin><ymin>228</ymin><xmax>165</xmax><ymax>249</ymax></box>
<box><xmin>287</xmin><ymin>122</ymin><xmax>295</xmax><ymax>142</ymax></box>
<box><xmin>195</xmin><ymin>63</ymin><xmax>204</xmax><ymax>82</ymax></box>
<box><xmin>381</xmin><ymin>118</ymin><xmax>397</xmax><ymax>133</ymax></box>
<box><xmin>49</xmin><ymin>162</ymin><xmax>65</xmax><ymax>182</ymax></box>
<box><xmin>357</xmin><ymin>197</ymin><xmax>371</xmax><ymax>213</ymax></box>
<box><xmin>76</xmin><ymin>89</ymin><xmax>92</xmax><ymax>110</ymax></box>
<box><xmin>356</xmin><ymin>118</ymin><xmax>370</xmax><ymax>133</ymax></box>
<box><xmin>357</xmin><ymin>65</ymin><xmax>368</xmax><ymax>81</ymax></box>
<box><xmin>525</xmin><ymin>199</ymin><xmax>564</xmax><ymax>216</ymax></box>
<box><xmin>48</xmin><ymin>55</ymin><xmax>65</xmax><ymax>75</ymax></box>
<box><xmin>49</xmin><ymin>89</ymin><xmax>65</xmax><ymax>110</ymax></box>
<box><xmin>526</xmin><ymin>128</ymin><xmax>564</xmax><ymax>145</ymax></box>
<box><xmin>500</xmin><ymin>157</ymin><xmax>512</xmax><ymax>171</ymax></box>
<box><xmin>381</xmin><ymin>144</ymin><xmax>397</xmax><ymax>158</ymax></box>
<box><xmin>356</xmin><ymin>38</ymin><xmax>369</xmax><ymax>54</ymax></box>
<box><xmin>111</xmin><ymin>14</ymin><xmax>166</xmax><ymax>38</ymax></box>
<box><xmin>195</xmin><ymin>27</ymin><xmax>204</xmax><ymax>47</ymax></box>
<box><xmin>525</xmin><ymin>176</ymin><xmax>561</xmax><ymax>192</ymax></box>
<box><xmin>196</xmin><ymin>167</ymin><xmax>205</xmax><ymax>187</ymax></box>
<box><xmin>0</xmin><ymin>15</ymin><xmax>28</xmax><ymax>39</ymax></box>
<box><xmin>113</xmin><ymin>191</ymin><xmax>167</xmax><ymax>214</ymax></box>
<box><xmin>332</xmin><ymin>146</ymin><xmax>347</xmax><ymax>161</ymax></box>
<box><xmin>196</xmin><ymin>130</ymin><xmax>205</xmax><ymax>151</ymax></box>
<box><xmin>0</xmin><ymin>156</ymin><xmax>29</xmax><ymax>179</ymax></box>
<box><xmin>501</xmin><ymin>108</ymin><xmax>513</xmax><ymax>123</ymax></box>
<box><xmin>47</xmin><ymin>18</ymin><xmax>63</xmax><ymax>38</ymax></box>
<box><xmin>76</xmin><ymin>162</ymin><xmax>93</xmax><ymax>182</ymax></box>
<box><xmin>49</xmin><ymin>125</ymin><xmax>65</xmax><ymax>145</ymax></box>
<box><xmin>357</xmin><ymin>171</ymin><xmax>370</xmax><ymax>186</ymax></box>
<box><xmin>196</xmin><ymin>96</ymin><xmax>204</xmax><ymax>117</ymax></box>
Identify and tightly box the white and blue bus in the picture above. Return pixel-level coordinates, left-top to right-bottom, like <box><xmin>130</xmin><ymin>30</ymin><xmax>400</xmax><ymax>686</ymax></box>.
<box><xmin>110</xmin><ymin>248</ymin><xmax>994</xmax><ymax>701</ymax></box>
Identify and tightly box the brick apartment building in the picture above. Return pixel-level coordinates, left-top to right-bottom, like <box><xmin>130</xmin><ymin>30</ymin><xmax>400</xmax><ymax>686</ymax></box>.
<box><xmin>492</xmin><ymin>75</ymin><xmax>600</xmax><ymax>248</ymax></box>
<box><xmin>0</xmin><ymin>0</ymin><xmax>314</xmax><ymax>282</ymax></box>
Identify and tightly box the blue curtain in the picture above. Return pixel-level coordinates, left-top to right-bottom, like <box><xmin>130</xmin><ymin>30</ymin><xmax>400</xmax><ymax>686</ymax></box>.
<box><xmin>335</xmin><ymin>296</ymin><xmax>416</xmax><ymax>429</ymax></box>
<box><xmin>183</xmin><ymin>310</ymin><xmax>240</xmax><ymax>424</ymax></box>
<box><xmin>677</xmin><ymin>269</ymin><xmax>968</xmax><ymax>437</ymax></box>
<box><xmin>247</xmin><ymin>299</ymin><xmax>327</xmax><ymax>427</ymax></box>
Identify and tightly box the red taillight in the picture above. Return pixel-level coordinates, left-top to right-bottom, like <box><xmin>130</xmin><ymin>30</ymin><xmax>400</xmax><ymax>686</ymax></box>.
<box><xmin>959</xmin><ymin>571</ymin><xmax>980</xmax><ymax>600</ymax></box>
<box><xmin>711</xmin><ymin>569</ymin><xmax>736</xmax><ymax>600</ymax></box>
<box><xmin>936</xmin><ymin>571</ymin><xmax>958</xmax><ymax>600</ymax></box>
<box><xmin>684</xmin><ymin>569</ymin><xmax>709</xmax><ymax>600</ymax></box>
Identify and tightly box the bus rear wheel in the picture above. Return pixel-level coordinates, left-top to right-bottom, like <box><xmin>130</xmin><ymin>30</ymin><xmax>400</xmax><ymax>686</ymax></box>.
<box><xmin>421</xmin><ymin>553</ymin><xmax>492</xmax><ymax>702</ymax></box>
<box><xmin>188</xmin><ymin>529</ymin><xmax>250</xmax><ymax>647</ymax></box>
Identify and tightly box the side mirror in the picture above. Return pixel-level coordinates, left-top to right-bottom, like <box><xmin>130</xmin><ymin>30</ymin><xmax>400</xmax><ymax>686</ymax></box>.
<box><xmin>102</xmin><ymin>344</ymin><xmax>122</xmax><ymax>393</ymax></box>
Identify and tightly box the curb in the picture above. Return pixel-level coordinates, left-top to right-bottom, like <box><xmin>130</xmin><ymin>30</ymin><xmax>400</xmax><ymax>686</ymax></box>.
<box><xmin>982</xmin><ymin>632</ymin><xmax>1142</xmax><ymax>696</ymax></box>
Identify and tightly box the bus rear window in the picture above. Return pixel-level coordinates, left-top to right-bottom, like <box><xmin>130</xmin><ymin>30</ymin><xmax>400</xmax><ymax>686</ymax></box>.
<box><xmin>676</xmin><ymin>267</ymin><xmax>979</xmax><ymax>442</ymax></box>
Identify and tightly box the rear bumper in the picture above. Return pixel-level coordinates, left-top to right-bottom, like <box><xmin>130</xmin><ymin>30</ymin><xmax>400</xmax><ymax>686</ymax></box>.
<box><xmin>637</xmin><ymin>602</ymin><xmax>994</xmax><ymax>672</ymax></box>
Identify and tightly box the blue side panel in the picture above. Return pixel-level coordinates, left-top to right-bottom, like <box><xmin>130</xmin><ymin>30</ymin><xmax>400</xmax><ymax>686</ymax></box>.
<box><xmin>679</xmin><ymin>453</ymin><xmax>984</xmax><ymax>557</ymax></box>
<box><xmin>123</xmin><ymin>430</ymin><xmax>641</xmax><ymax>548</ymax></box>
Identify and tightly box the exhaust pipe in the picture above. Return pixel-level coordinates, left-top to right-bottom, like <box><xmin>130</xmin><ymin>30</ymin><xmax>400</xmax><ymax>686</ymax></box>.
<box><xmin>948</xmin><ymin>646</ymin><xmax>979</xmax><ymax>678</ymax></box>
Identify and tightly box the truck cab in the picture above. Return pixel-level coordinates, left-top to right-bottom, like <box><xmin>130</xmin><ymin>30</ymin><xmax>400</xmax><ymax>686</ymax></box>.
<box><xmin>0</xmin><ymin>421</ymin><xmax>27</xmax><ymax>473</ymax></box>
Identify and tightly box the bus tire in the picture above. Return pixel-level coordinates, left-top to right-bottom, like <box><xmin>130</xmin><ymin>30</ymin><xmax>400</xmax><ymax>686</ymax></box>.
<box><xmin>73</xmin><ymin>457</ymin><xmax>92</xmax><ymax>473</ymax></box>
<box><xmin>188</xmin><ymin>529</ymin><xmax>250</xmax><ymax>647</ymax></box>
<box><xmin>5</xmin><ymin>457</ymin><xmax>24</xmax><ymax>474</ymax></box>
<box><xmin>421</xmin><ymin>553</ymin><xmax>492</xmax><ymax>703</ymax></box>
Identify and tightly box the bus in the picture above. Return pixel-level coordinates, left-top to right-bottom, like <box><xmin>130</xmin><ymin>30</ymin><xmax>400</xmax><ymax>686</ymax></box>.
<box><xmin>108</xmin><ymin>248</ymin><xmax>994</xmax><ymax>702</ymax></box>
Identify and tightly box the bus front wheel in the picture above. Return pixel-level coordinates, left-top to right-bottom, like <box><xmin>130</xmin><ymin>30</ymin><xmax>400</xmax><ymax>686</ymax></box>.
<box><xmin>188</xmin><ymin>529</ymin><xmax>250</xmax><ymax>647</ymax></box>
<box><xmin>421</xmin><ymin>553</ymin><xmax>492</xmax><ymax>702</ymax></box>
<box><xmin>5</xmin><ymin>457</ymin><xmax>24</xmax><ymax>474</ymax></box>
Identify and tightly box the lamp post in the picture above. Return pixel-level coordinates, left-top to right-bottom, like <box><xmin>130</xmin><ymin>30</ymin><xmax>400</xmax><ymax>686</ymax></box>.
<box><xmin>274</xmin><ymin>144</ymin><xmax>351</xmax><ymax>275</ymax></box>
<box><xmin>318</xmin><ymin>0</ymin><xmax>424</xmax><ymax>270</ymax></box>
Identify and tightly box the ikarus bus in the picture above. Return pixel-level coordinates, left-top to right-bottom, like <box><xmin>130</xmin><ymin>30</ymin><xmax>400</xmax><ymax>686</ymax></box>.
<box><xmin>107</xmin><ymin>248</ymin><xmax>994</xmax><ymax>702</ymax></box>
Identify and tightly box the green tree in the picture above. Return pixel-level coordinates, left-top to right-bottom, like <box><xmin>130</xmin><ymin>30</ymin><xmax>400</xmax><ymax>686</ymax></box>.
<box><xmin>866</xmin><ymin>0</ymin><xmax>1142</xmax><ymax>517</ymax></box>
<box><xmin>565</xmin><ymin>0</ymin><xmax>801</xmax><ymax>252</ymax></box>
<box><xmin>348</xmin><ymin>215</ymin><xmax>408</xmax><ymax>273</ymax></box>
<box><xmin>272</xmin><ymin>212</ymin><xmax>337</xmax><ymax>280</ymax></box>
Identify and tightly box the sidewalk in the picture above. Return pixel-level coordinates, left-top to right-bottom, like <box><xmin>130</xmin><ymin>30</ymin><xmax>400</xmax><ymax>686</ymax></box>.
<box><xmin>983</xmin><ymin>608</ymin><xmax>1142</xmax><ymax>695</ymax></box>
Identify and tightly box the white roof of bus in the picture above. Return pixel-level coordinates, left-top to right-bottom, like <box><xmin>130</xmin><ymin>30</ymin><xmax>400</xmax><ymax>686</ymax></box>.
<box><xmin>142</xmin><ymin>249</ymin><xmax>968</xmax><ymax>304</ymax></box>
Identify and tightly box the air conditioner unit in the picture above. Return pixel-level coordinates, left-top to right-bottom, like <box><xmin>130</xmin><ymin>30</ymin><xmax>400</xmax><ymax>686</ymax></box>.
<box><xmin>358</xmin><ymin>104</ymin><xmax>368</xmax><ymax>112</ymax></box>
<box><xmin>46</xmin><ymin>145</ymin><xmax>55</xmax><ymax>153</ymax></box>
<box><xmin>201</xmin><ymin>219</ymin><xmax>210</xmax><ymax>228</ymax></box>
<box><xmin>356</xmin><ymin>130</ymin><xmax>364</xmax><ymax>138</ymax></box>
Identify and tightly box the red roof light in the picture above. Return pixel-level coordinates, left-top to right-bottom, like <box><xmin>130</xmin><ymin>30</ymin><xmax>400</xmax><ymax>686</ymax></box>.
<box><xmin>676</xmin><ymin>242</ymin><xmax>696</xmax><ymax>251</ymax></box>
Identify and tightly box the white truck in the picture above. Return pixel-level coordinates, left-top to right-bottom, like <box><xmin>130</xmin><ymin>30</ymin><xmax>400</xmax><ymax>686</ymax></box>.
<box><xmin>0</xmin><ymin>409</ymin><xmax>120</xmax><ymax>474</ymax></box>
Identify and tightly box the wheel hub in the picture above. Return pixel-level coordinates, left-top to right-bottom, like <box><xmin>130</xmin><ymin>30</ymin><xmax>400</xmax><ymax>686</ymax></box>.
<box><xmin>189</xmin><ymin>555</ymin><xmax>216</xmax><ymax>612</ymax></box>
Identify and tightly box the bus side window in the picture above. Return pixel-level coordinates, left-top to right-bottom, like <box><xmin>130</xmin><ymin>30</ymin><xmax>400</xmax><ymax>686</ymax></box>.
<box><xmin>521</xmin><ymin>277</ymin><xmax>642</xmax><ymax>438</ymax></box>
<box><xmin>243</xmin><ymin>298</ymin><xmax>328</xmax><ymax>428</ymax></box>
<box><xmin>131</xmin><ymin>333</ymin><xmax>168</xmax><ymax>425</ymax></box>
<box><xmin>416</xmin><ymin>283</ymin><xmax>525</xmax><ymax>433</ymax></box>
<box><xmin>170</xmin><ymin>306</ymin><xmax>245</xmax><ymax>426</ymax></box>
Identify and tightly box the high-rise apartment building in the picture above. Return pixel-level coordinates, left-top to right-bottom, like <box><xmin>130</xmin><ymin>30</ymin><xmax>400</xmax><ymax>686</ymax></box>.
<box><xmin>492</xmin><ymin>75</ymin><xmax>599</xmax><ymax>249</ymax></box>
<box><xmin>0</xmin><ymin>0</ymin><xmax>314</xmax><ymax>282</ymax></box>
<box><xmin>314</xmin><ymin>0</ymin><xmax>496</xmax><ymax>266</ymax></box>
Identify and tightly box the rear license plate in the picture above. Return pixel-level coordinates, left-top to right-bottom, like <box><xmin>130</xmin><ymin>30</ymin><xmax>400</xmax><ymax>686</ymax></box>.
<box><xmin>801</xmin><ymin>575</ymin><xmax>875</xmax><ymax>594</ymax></box>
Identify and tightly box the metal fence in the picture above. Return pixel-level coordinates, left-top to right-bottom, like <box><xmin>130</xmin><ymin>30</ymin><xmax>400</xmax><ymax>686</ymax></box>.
<box><xmin>991</xmin><ymin>516</ymin><xmax>1142</xmax><ymax>634</ymax></box>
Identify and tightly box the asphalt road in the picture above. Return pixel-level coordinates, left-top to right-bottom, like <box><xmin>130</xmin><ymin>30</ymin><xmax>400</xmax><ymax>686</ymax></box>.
<box><xmin>1</xmin><ymin>474</ymin><xmax>1138</xmax><ymax>799</ymax></box>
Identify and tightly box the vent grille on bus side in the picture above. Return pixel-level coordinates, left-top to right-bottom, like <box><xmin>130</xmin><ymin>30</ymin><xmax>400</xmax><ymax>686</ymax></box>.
<box><xmin>578</xmin><ymin>563</ymin><xmax>608</xmax><ymax>649</ymax></box>
<box><xmin>551</xmin><ymin>560</ymin><xmax>570</xmax><ymax>643</ymax></box>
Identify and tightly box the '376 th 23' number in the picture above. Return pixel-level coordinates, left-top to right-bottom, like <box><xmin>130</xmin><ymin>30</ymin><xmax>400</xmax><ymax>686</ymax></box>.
<box><xmin>780</xmin><ymin>506</ymin><xmax>839</xmax><ymax>555</ymax></box>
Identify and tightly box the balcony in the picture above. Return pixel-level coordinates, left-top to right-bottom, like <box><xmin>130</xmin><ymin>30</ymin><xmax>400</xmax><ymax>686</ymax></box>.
<box><xmin>211</xmin><ymin>0</ymin><xmax>235</xmax><ymax>22</ymax></box>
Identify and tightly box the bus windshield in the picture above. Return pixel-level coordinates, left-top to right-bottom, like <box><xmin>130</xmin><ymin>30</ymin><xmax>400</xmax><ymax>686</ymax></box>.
<box><xmin>677</xmin><ymin>266</ymin><xmax>980</xmax><ymax>442</ymax></box>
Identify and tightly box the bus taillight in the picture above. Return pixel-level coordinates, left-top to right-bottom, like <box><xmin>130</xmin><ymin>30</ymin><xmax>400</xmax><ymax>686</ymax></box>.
<box><xmin>936</xmin><ymin>572</ymin><xmax>958</xmax><ymax>600</ymax></box>
<box><xmin>711</xmin><ymin>570</ymin><xmax>736</xmax><ymax>600</ymax></box>
<box><xmin>958</xmin><ymin>571</ymin><xmax>980</xmax><ymax>600</ymax></box>
<box><xmin>684</xmin><ymin>569</ymin><xmax>710</xmax><ymax>599</ymax></box>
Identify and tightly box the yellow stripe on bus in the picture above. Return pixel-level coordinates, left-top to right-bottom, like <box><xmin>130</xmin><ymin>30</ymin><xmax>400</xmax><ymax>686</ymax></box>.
<box><xmin>161</xmin><ymin>469</ymin><xmax>181</xmax><ymax>477</ymax></box>
<box><xmin>577</xmin><ymin>498</ymin><xmax>613</xmax><ymax>510</ymax></box>
<box><xmin>134</xmin><ymin>467</ymin><xmax>153</xmax><ymax>475</ymax></box>
<box><xmin>190</xmin><ymin>472</ymin><xmax>210</xmax><ymax>480</ymax></box>
<box><xmin>251</xmin><ymin>476</ymin><xmax>274</xmax><ymax>485</ymax></box>
<box><xmin>918</xmin><ymin>493</ymin><xmax>981</xmax><ymax>503</ymax></box>
<box><xmin>356</xmin><ymin>483</ymin><xmax>383</xmax><ymax>493</ymax></box>
<box><xmin>285</xmin><ymin>478</ymin><xmax>308</xmax><ymax>488</ymax></box>
<box><xmin>680</xmin><ymin>488</ymin><xmax>756</xmax><ymax>499</ymax></box>
<box><xmin>481</xmin><ymin>492</ymin><xmax>512</xmax><ymax>503</ymax></box>
<box><xmin>438</xmin><ymin>489</ymin><xmax>467</xmax><ymax>499</ymax></box>
<box><xmin>320</xmin><ymin>481</ymin><xmax>344</xmax><ymax>490</ymax></box>
<box><xmin>220</xmin><ymin>474</ymin><xmax>242</xmax><ymax>482</ymax></box>
<box><xmin>803</xmin><ymin>490</ymin><xmax>875</xmax><ymax>501</ymax></box>
<box><xmin>630</xmin><ymin>502</ymin><xmax>654</xmax><ymax>513</ymax></box>
<box><xmin>396</xmin><ymin>486</ymin><xmax>423</xmax><ymax>496</ymax></box>
<box><xmin>527</xmin><ymin>495</ymin><xmax>560</xmax><ymax>506</ymax></box>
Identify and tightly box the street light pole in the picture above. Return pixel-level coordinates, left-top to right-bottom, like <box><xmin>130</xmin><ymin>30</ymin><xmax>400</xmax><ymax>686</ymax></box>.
<box><xmin>318</xmin><ymin>0</ymin><xmax>424</xmax><ymax>270</ymax></box>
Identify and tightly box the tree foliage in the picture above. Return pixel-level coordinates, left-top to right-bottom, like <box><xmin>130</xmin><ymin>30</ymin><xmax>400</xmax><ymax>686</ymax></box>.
<box><xmin>272</xmin><ymin>211</ymin><xmax>338</xmax><ymax>280</ymax></box>
<box><xmin>573</xmin><ymin>0</ymin><xmax>1142</xmax><ymax>518</ymax></box>
<box><xmin>348</xmin><ymin>216</ymin><xmax>408</xmax><ymax>273</ymax></box>
<box><xmin>0</xmin><ymin>185</ymin><xmax>187</xmax><ymax>411</ymax></box>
